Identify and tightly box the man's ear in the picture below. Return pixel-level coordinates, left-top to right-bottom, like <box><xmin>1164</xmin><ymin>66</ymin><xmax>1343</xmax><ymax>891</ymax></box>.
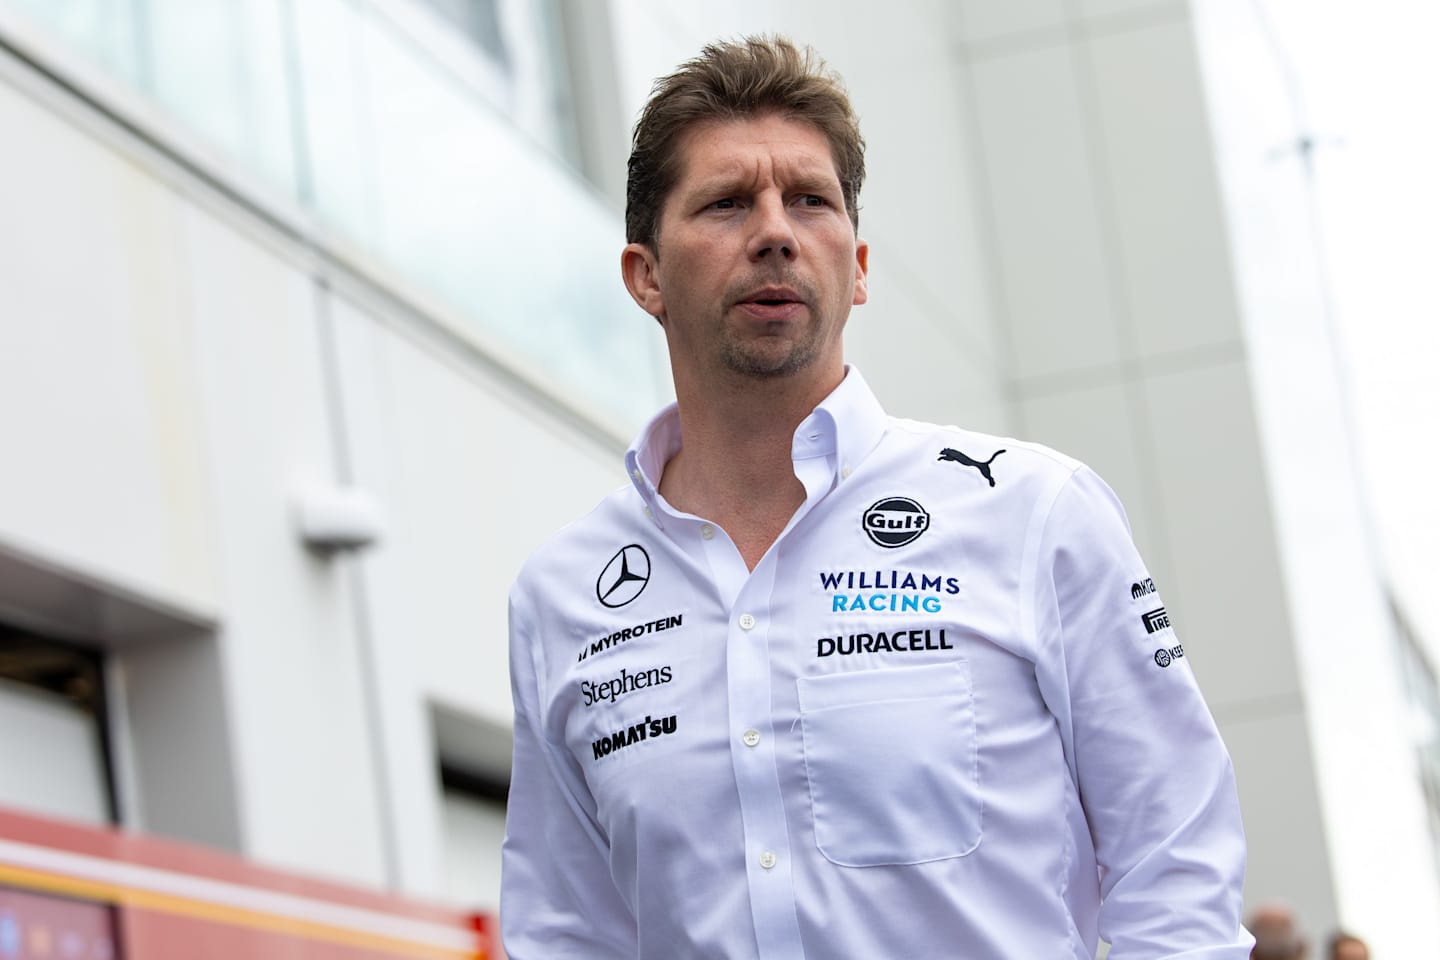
<box><xmin>852</xmin><ymin>238</ymin><xmax>870</xmax><ymax>306</ymax></box>
<box><xmin>622</xmin><ymin>242</ymin><xmax>665</xmax><ymax>322</ymax></box>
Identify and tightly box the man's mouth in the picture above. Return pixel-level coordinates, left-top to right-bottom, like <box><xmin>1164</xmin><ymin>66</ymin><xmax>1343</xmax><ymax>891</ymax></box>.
<box><xmin>738</xmin><ymin>287</ymin><xmax>804</xmax><ymax>310</ymax></box>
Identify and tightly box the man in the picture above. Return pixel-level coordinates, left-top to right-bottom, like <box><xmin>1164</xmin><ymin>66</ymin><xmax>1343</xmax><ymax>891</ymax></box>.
<box><xmin>1326</xmin><ymin>931</ymin><xmax>1369</xmax><ymax>960</ymax></box>
<box><xmin>502</xmin><ymin>36</ymin><xmax>1253</xmax><ymax>958</ymax></box>
<box><xmin>1249</xmin><ymin>904</ymin><xmax>1307</xmax><ymax>959</ymax></box>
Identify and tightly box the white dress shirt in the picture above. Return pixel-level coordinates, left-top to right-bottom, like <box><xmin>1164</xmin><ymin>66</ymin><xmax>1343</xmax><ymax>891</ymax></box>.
<box><xmin>502</xmin><ymin>367</ymin><xmax>1253</xmax><ymax>959</ymax></box>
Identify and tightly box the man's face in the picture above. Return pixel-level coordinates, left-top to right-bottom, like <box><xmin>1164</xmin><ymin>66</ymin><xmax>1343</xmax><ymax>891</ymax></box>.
<box><xmin>1332</xmin><ymin>941</ymin><xmax>1369</xmax><ymax>960</ymax></box>
<box><xmin>622</xmin><ymin>114</ymin><xmax>868</xmax><ymax>389</ymax></box>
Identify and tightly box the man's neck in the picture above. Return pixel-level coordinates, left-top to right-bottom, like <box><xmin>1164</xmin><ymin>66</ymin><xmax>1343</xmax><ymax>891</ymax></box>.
<box><xmin>659</xmin><ymin>368</ymin><xmax>841</xmax><ymax>570</ymax></box>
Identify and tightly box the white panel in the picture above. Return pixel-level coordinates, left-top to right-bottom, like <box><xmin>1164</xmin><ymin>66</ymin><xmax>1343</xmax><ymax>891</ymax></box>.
<box><xmin>970</xmin><ymin>42</ymin><xmax>1124</xmax><ymax>380</ymax></box>
<box><xmin>0</xmin><ymin>679</ymin><xmax>108</xmax><ymax>825</ymax></box>
<box><xmin>337</xmin><ymin>304</ymin><xmax>625</xmax><ymax>727</ymax></box>
<box><xmin>439</xmin><ymin>790</ymin><xmax>506</xmax><ymax>911</ymax></box>
<box><xmin>1219</xmin><ymin>708</ymin><xmax>1338</xmax><ymax>940</ymax></box>
<box><xmin>778</xmin><ymin>0</ymin><xmax>952</xmax><ymax>66</ymax></box>
<box><xmin>114</xmin><ymin>634</ymin><xmax>242</xmax><ymax>851</ymax></box>
<box><xmin>1138</xmin><ymin>360</ymin><xmax>1295</xmax><ymax>708</ymax></box>
<box><xmin>1075</xmin><ymin>0</ymin><xmax>1183</xmax><ymax>19</ymax></box>
<box><xmin>608</xmin><ymin>1</ymin><xmax>717</xmax><ymax>130</ymax></box>
<box><xmin>1086</xmin><ymin>20</ymin><xmax>1243</xmax><ymax>359</ymax></box>
<box><xmin>1193</xmin><ymin>4</ymin><xmax>1440</xmax><ymax>944</ymax></box>
<box><xmin>181</xmin><ymin>202</ymin><xmax>389</xmax><ymax>887</ymax></box>
<box><xmin>0</xmin><ymin>78</ymin><xmax>216</xmax><ymax>613</ymax></box>
<box><xmin>330</xmin><ymin>293</ymin><xmax>625</xmax><ymax>896</ymax></box>
<box><xmin>845</xmin><ymin>56</ymin><xmax>1002</xmax><ymax>379</ymax></box>
<box><xmin>845</xmin><ymin>272</ymin><xmax>1010</xmax><ymax>437</ymax></box>
<box><xmin>956</xmin><ymin>0</ymin><xmax>1066</xmax><ymax>45</ymax></box>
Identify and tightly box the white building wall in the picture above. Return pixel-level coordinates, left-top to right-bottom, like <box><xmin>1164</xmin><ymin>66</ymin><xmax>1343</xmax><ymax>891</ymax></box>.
<box><xmin>0</xmin><ymin>74</ymin><xmax>218</xmax><ymax>622</ymax></box>
<box><xmin>1192</xmin><ymin>1</ymin><xmax>1440</xmax><ymax>954</ymax></box>
<box><xmin>330</xmin><ymin>288</ymin><xmax>623</xmax><ymax>897</ymax></box>
<box><xmin>948</xmin><ymin>0</ymin><xmax>1404</xmax><ymax>946</ymax></box>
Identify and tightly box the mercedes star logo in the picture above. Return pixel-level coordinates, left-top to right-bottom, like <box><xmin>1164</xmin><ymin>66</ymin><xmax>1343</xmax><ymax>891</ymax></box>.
<box><xmin>597</xmin><ymin>544</ymin><xmax>651</xmax><ymax>608</ymax></box>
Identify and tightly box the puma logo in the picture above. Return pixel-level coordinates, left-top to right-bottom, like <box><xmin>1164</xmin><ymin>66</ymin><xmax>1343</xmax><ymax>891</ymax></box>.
<box><xmin>938</xmin><ymin>447</ymin><xmax>1006</xmax><ymax>487</ymax></box>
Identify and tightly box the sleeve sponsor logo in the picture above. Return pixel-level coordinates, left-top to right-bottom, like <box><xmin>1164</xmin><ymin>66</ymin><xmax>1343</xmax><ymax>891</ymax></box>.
<box><xmin>862</xmin><ymin>497</ymin><xmax>930</xmax><ymax>548</ymax></box>
<box><xmin>1141</xmin><ymin>607</ymin><xmax>1171</xmax><ymax>634</ymax></box>
<box><xmin>1154</xmin><ymin>644</ymin><xmax>1185</xmax><ymax>667</ymax></box>
<box><xmin>820</xmin><ymin>569</ymin><xmax>960</xmax><ymax>614</ymax></box>
<box><xmin>1130</xmin><ymin>578</ymin><xmax>1157</xmax><ymax>601</ymax></box>
<box><xmin>577</xmin><ymin>613</ymin><xmax>683</xmax><ymax>663</ymax></box>
<box><xmin>591</xmin><ymin>714</ymin><xmax>678</xmax><ymax>761</ymax></box>
<box><xmin>817</xmin><ymin>628</ymin><xmax>953</xmax><ymax>657</ymax></box>
<box><xmin>580</xmin><ymin>665</ymin><xmax>674</xmax><ymax>708</ymax></box>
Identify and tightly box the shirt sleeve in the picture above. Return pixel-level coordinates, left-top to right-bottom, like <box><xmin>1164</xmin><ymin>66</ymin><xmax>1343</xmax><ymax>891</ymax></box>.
<box><xmin>500</xmin><ymin>579</ymin><xmax>638</xmax><ymax>959</ymax></box>
<box><xmin>1027</xmin><ymin>466</ymin><xmax>1255</xmax><ymax>959</ymax></box>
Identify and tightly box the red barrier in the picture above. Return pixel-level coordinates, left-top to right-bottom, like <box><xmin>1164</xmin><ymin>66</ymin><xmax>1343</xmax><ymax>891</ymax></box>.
<box><xmin>0</xmin><ymin>806</ymin><xmax>493</xmax><ymax>959</ymax></box>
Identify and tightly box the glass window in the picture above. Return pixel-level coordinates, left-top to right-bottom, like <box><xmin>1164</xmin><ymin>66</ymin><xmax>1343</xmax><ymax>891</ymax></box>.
<box><xmin>415</xmin><ymin>0</ymin><xmax>508</xmax><ymax>67</ymax></box>
<box><xmin>393</xmin><ymin>0</ymin><xmax>579</xmax><ymax>167</ymax></box>
<box><xmin>437</xmin><ymin>765</ymin><xmax>507</xmax><ymax>910</ymax></box>
<box><xmin>298</xmin><ymin>3</ymin><xmax>667</xmax><ymax>426</ymax></box>
<box><xmin>1395</xmin><ymin>607</ymin><xmax>1440</xmax><ymax>878</ymax></box>
<box><xmin>431</xmin><ymin>703</ymin><xmax>509</xmax><ymax>910</ymax></box>
<box><xmin>0</xmin><ymin>888</ymin><xmax>120</xmax><ymax>960</ymax></box>
<box><xmin>6</xmin><ymin>0</ymin><xmax>668</xmax><ymax>432</ymax></box>
<box><xmin>0</xmin><ymin>624</ymin><xmax>116</xmax><ymax>826</ymax></box>
<box><xmin>5</xmin><ymin>0</ymin><xmax>145</xmax><ymax>85</ymax></box>
<box><xmin>142</xmin><ymin>0</ymin><xmax>299</xmax><ymax>196</ymax></box>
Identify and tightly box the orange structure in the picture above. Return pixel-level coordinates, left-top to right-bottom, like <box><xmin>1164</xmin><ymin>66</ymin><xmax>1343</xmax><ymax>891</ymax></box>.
<box><xmin>0</xmin><ymin>806</ymin><xmax>494</xmax><ymax>959</ymax></box>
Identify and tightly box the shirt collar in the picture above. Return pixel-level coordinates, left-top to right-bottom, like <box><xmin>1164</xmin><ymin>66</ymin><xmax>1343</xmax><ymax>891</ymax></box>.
<box><xmin>623</xmin><ymin>365</ymin><xmax>888</xmax><ymax>526</ymax></box>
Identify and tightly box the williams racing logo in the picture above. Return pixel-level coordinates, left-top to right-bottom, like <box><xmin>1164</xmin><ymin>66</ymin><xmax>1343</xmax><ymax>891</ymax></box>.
<box><xmin>863</xmin><ymin>497</ymin><xmax>930</xmax><ymax>548</ymax></box>
<box><xmin>820</xmin><ymin>569</ymin><xmax>960</xmax><ymax>614</ymax></box>
<box><xmin>597</xmin><ymin>544</ymin><xmax>650</xmax><ymax>608</ymax></box>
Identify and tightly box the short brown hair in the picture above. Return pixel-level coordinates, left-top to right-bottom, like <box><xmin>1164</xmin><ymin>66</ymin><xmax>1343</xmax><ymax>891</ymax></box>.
<box><xmin>625</xmin><ymin>36</ymin><xmax>866</xmax><ymax>249</ymax></box>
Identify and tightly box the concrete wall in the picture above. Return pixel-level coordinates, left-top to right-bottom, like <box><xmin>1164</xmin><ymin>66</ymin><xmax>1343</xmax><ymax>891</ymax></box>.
<box><xmin>1192</xmin><ymin>1</ymin><xmax>1440</xmax><ymax>954</ymax></box>
<box><xmin>0</xmin><ymin>31</ymin><xmax>621</xmax><ymax>900</ymax></box>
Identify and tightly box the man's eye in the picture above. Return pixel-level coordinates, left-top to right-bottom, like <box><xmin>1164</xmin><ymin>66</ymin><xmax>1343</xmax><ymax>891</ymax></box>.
<box><xmin>798</xmin><ymin>195</ymin><xmax>827</xmax><ymax>207</ymax></box>
<box><xmin>710</xmin><ymin>198</ymin><xmax>738</xmax><ymax>210</ymax></box>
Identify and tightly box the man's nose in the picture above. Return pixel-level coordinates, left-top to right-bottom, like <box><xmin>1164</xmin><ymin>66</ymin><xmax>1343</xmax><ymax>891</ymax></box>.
<box><xmin>746</xmin><ymin>195</ymin><xmax>798</xmax><ymax>261</ymax></box>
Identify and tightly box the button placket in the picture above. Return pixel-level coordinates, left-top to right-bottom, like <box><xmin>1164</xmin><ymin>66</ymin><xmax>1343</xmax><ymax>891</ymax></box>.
<box><xmin>725</xmin><ymin>557</ymin><xmax>806</xmax><ymax>955</ymax></box>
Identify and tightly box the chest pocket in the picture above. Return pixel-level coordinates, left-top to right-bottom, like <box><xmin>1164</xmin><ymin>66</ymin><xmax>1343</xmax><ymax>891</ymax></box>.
<box><xmin>797</xmin><ymin>661</ymin><xmax>981</xmax><ymax>866</ymax></box>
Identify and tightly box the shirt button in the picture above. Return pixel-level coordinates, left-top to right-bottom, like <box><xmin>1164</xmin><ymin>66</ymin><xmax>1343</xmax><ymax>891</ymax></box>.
<box><xmin>644</xmin><ymin>506</ymin><xmax>654</xmax><ymax>520</ymax></box>
<box><xmin>631</xmin><ymin>468</ymin><xmax>642</xmax><ymax>482</ymax></box>
<box><xmin>700</xmin><ymin>523</ymin><xmax>715</xmax><ymax>540</ymax></box>
<box><xmin>759</xmin><ymin>851</ymin><xmax>777</xmax><ymax>870</ymax></box>
<box><xmin>738</xmin><ymin>613</ymin><xmax>756</xmax><ymax>631</ymax></box>
<box><xmin>842</xmin><ymin>465</ymin><xmax>853</xmax><ymax>479</ymax></box>
<box><xmin>742</xmin><ymin>729</ymin><xmax>760</xmax><ymax>747</ymax></box>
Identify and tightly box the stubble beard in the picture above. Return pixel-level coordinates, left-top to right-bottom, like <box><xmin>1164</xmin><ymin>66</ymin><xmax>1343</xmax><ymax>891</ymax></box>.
<box><xmin>717</xmin><ymin>324</ymin><xmax>825</xmax><ymax>379</ymax></box>
<box><xmin>715</xmin><ymin>273</ymin><xmax>826</xmax><ymax>380</ymax></box>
